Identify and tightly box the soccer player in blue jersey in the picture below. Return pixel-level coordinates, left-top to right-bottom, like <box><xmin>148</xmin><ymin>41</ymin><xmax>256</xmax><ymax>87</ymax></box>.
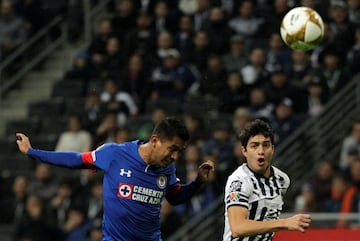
<box><xmin>223</xmin><ymin>119</ymin><xmax>311</xmax><ymax>241</ymax></box>
<box><xmin>16</xmin><ymin>117</ymin><xmax>215</xmax><ymax>241</ymax></box>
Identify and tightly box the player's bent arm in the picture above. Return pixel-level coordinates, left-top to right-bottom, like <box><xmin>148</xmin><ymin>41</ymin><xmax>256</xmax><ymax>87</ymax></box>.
<box><xmin>27</xmin><ymin>148</ymin><xmax>89</xmax><ymax>169</ymax></box>
<box><xmin>228</xmin><ymin>206</ymin><xmax>311</xmax><ymax>238</ymax></box>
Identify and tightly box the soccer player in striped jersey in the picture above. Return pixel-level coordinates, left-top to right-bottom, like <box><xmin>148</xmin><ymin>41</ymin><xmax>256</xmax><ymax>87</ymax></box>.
<box><xmin>223</xmin><ymin>119</ymin><xmax>311</xmax><ymax>241</ymax></box>
<box><xmin>16</xmin><ymin>117</ymin><xmax>215</xmax><ymax>241</ymax></box>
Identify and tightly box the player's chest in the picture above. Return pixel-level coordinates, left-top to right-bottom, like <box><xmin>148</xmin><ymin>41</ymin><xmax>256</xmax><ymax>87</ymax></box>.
<box><xmin>110</xmin><ymin>163</ymin><xmax>169</xmax><ymax>204</ymax></box>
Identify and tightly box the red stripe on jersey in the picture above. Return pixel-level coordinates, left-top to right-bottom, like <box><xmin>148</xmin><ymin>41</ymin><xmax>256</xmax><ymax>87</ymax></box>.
<box><xmin>167</xmin><ymin>182</ymin><xmax>181</xmax><ymax>196</ymax></box>
<box><xmin>82</xmin><ymin>151</ymin><xmax>95</xmax><ymax>165</ymax></box>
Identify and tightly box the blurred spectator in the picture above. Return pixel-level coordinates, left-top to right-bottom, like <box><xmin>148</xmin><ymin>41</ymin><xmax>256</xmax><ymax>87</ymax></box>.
<box><xmin>100</xmin><ymin>78</ymin><xmax>139</xmax><ymax>126</ymax></box>
<box><xmin>322</xmin><ymin>173</ymin><xmax>358</xmax><ymax>227</ymax></box>
<box><xmin>178</xmin><ymin>0</ymin><xmax>197</xmax><ymax>15</ymax></box>
<box><xmin>119</xmin><ymin>53</ymin><xmax>152</xmax><ymax>113</ymax></box>
<box><xmin>150</xmin><ymin>48</ymin><xmax>197</xmax><ymax>101</ymax></box>
<box><xmin>27</xmin><ymin>163</ymin><xmax>58</xmax><ymax>202</ymax></box>
<box><xmin>308</xmin><ymin>160</ymin><xmax>336</xmax><ymax>207</ymax></box>
<box><xmin>327</xmin><ymin>0</ymin><xmax>356</xmax><ymax>56</ymax></box>
<box><xmin>313</xmin><ymin>50</ymin><xmax>351</xmax><ymax>98</ymax></box>
<box><xmin>198</xmin><ymin>53</ymin><xmax>227</xmax><ymax>99</ymax></box>
<box><xmin>188</xmin><ymin>30</ymin><xmax>211</xmax><ymax>73</ymax></box>
<box><xmin>264</xmin><ymin>33</ymin><xmax>292</xmax><ymax>73</ymax></box>
<box><xmin>240</xmin><ymin>47</ymin><xmax>270</xmax><ymax>86</ymax></box>
<box><xmin>80</xmin><ymin>177</ymin><xmax>103</xmax><ymax>221</ymax></box>
<box><xmin>137</xmin><ymin>105</ymin><xmax>168</xmax><ymax>140</ymax></box>
<box><xmin>0</xmin><ymin>0</ymin><xmax>27</xmax><ymax>60</ymax></box>
<box><xmin>93</xmin><ymin>111</ymin><xmax>119</xmax><ymax>148</ymax></box>
<box><xmin>286</xmin><ymin>50</ymin><xmax>313</xmax><ymax>89</ymax></box>
<box><xmin>48</xmin><ymin>178</ymin><xmax>75</xmax><ymax>227</ymax></box>
<box><xmin>269</xmin><ymin>97</ymin><xmax>301</xmax><ymax>145</ymax></box>
<box><xmin>227</xmin><ymin>0</ymin><xmax>266</xmax><ymax>40</ymax></box>
<box><xmin>111</xmin><ymin>0</ymin><xmax>137</xmax><ymax>40</ymax></box>
<box><xmin>222</xmin><ymin>35</ymin><xmax>247</xmax><ymax>72</ymax></box>
<box><xmin>101</xmin><ymin>37</ymin><xmax>127</xmax><ymax>79</ymax></box>
<box><xmin>294</xmin><ymin>183</ymin><xmax>319</xmax><ymax>212</ymax></box>
<box><xmin>13</xmin><ymin>0</ymin><xmax>45</xmax><ymax>36</ymax></box>
<box><xmin>346</xmin><ymin>26</ymin><xmax>360</xmax><ymax>76</ymax></box>
<box><xmin>191</xmin><ymin>0</ymin><xmax>211</xmax><ymax>31</ymax></box>
<box><xmin>114</xmin><ymin>127</ymin><xmax>132</xmax><ymax>143</ymax></box>
<box><xmin>64</xmin><ymin>50</ymin><xmax>93</xmax><ymax>82</ymax></box>
<box><xmin>297</xmin><ymin>75</ymin><xmax>329</xmax><ymax>117</ymax></box>
<box><xmin>206</xmin><ymin>6</ymin><xmax>232</xmax><ymax>54</ymax></box>
<box><xmin>339</xmin><ymin>119</ymin><xmax>360</xmax><ymax>170</ymax></box>
<box><xmin>82</xmin><ymin>90</ymin><xmax>107</xmax><ymax>135</ymax></box>
<box><xmin>349</xmin><ymin>156</ymin><xmax>360</xmax><ymax>189</ymax></box>
<box><xmin>218</xmin><ymin>70</ymin><xmax>249</xmax><ymax>114</ymax></box>
<box><xmin>247</xmin><ymin>87</ymin><xmax>274</xmax><ymax>120</ymax></box>
<box><xmin>232</xmin><ymin>107</ymin><xmax>252</xmax><ymax>136</ymax></box>
<box><xmin>173</xmin><ymin>15</ymin><xmax>195</xmax><ymax>62</ymax></box>
<box><xmin>86</xmin><ymin>219</ymin><xmax>103</xmax><ymax>241</ymax></box>
<box><xmin>14</xmin><ymin>194</ymin><xmax>60</xmax><ymax>241</ymax></box>
<box><xmin>153</xmin><ymin>30</ymin><xmax>175</xmax><ymax>65</ymax></box>
<box><xmin>160</xmin><ymin>199</ymin><xmax>184</xmax><ymax>240</ymax></box>
<box><xmin>55</xmin><ymin>114</ymin><xmax>92</xmax><ymax>152</ymax></box>
<box><xmin>88</xmin><ymin>18</ymin><xmax>114</xmax><ymax>58</ymax></box>
<box><xmin>201</xmin><ymin>121</ymin><xmax>234</xmax><ymax>185</ymax></box>
<box><xmin>123</xmin><ymin>12</ymin><xmax>157</xmax><ymax>58</ymax></box>
<box><xmin>153</xmin><ymin>0</ymin><xmax>180</xmax><ymax>34</ymax></box>
<box><xmin>262</xmin><ymin>69</ymin><xmax>297</xmax><ymax>105</ymax></box>
<box><xmin>62</xmin><ymin>205</ymin><xmax>92</xmax><ymax>241</ymax></box>
<box><xmin>347</xmin><ymin>0</ymin><xmax>360</xmax><ymax>26</ymax></box>
<box><xmin>0</xmin><ymin>175</ymin><xmax>28</xmax><ymax>224</ymax></box>
<box><xmin>264</xmin><ymin>0</ymin><xmax>291</xmax><ymax>36</ymax></box>
<box><xmin>183</xmin><ymin>112</ymin><xmax>208</xmax><ymax>146</ymax></box>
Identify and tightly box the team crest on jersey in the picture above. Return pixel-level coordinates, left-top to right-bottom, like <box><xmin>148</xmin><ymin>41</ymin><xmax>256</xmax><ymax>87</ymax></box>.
<box><xmin>157</xmin><ymin>174</ymin><xmax>167</xmax><ymax>189</ymax></box>
<box><xmin>118</xmin><ymin>183</ymin><xmax>133</xmax><ymax>199</ymax></box>
<box><xmin>229</xmin><ymin>180</ymin><xmax>242</xmax><ymax>192</ymax></box>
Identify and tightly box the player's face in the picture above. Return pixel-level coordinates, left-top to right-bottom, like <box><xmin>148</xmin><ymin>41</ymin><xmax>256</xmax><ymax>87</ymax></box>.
<box><xmin>242</xmin><ymin>134</ymin><xmax>274</xmax><ymax>177</ymax></box>
<box><xmin>152</xmin><ymin>136</ymin><xmax>186</xmax><ymax>167</ymax></box>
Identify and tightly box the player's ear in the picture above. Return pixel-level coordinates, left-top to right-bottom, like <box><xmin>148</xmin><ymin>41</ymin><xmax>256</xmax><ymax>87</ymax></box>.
<box><xmin>241</xmin><ymin>146</ymin><xmax>247</xmax><ymax>155</ymax></box>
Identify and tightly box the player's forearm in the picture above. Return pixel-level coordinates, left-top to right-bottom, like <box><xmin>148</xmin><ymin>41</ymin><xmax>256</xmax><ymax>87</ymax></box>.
<box><xmin>165</xmin><ymin>177</ymin><xmax>203</xmax><ymax>205</ymax></box>
<box><xmin>28</xmin><ymin>148</ymin><xmax>85</xmax><ymax>168</ymax></box>
<box><xmin>231</xmin><ymin>219</ymin><xmax>285</xmax><ymax>238</ymax></box>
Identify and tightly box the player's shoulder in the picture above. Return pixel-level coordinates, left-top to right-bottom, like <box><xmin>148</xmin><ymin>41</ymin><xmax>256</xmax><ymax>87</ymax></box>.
<box><xmin>227</xmin><ymin>164</ymin><xmax>253</xmax><ymax>183</ymax></box>
<box><xmin>272</xmin><ymin>166</ymin><xmax>290</xmax><ymax>186</ymax></box>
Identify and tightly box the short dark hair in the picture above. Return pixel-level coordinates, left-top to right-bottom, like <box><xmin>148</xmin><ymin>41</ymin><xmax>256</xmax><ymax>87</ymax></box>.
<box><xmin>152</xmin><ymin>117</ymin><xmax>189</xmax><ymax>142</ymax></box>
<box><xmin>237</xmin><ymin>119</ymin><xmax>274</xmax><ymax>147</ymax></box>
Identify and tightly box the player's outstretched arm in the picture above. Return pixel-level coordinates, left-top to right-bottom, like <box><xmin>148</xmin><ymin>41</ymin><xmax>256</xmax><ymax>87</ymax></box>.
<box><xmin>15</xmin><ymin>133</ymin><xmax>86</xmax><ymax>169</ymax></box>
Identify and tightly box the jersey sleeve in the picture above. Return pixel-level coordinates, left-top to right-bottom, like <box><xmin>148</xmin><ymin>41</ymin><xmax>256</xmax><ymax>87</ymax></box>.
<box><xmin>81</xmin><ymin>143</ymin><xmax>115</xmax><ymax>172</ymax></box>
<box><xmin>225</xmin><ymin>175</ymin><xmax>253</xmax><ymax>210</ymax></box>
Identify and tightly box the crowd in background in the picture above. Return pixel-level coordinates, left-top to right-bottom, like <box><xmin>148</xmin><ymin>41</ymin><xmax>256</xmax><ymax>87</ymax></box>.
<box><xmin>1</xmin><ymin>0</ymin><xmax>360</xmax><ymax>240</ymax></box>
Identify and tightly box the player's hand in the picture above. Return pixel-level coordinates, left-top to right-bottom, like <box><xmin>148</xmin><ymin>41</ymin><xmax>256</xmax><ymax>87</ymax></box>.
<box><xmin>15</xmin><ymin>133</ymin><xmax>32</xmax><ymax>155</ymax></box>
<box><xmin>197</xmin><ymin>160</ymin><xmax>215</xmax><ymax>182</ymax></box>
<box><xmin>285</xmin><ymin>214</ymin><xmax>311</xmax><ymax>232</ymax></box>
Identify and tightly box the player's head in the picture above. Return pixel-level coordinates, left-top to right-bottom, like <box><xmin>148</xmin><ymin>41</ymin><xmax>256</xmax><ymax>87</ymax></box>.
<box><xmin>237</xmin><ymin>119</ymin><xmax>275</xmax><ymax>176</ymax></box>
<box><xmin>149</xmin><ymin>117</ymin><xmax>189</xmax><ymax>167</ymax></box>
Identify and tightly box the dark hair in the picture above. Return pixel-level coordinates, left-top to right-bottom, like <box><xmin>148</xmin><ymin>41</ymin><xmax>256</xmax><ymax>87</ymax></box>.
<box><xmin>237</xmin><ymin>119</ymin><xmax>274</xmax><ymax>147</ymax></box>
<box><xmin>152</xmin><ymin>117</ymin><xmax>189</xmax><ymax>142</ymax></box>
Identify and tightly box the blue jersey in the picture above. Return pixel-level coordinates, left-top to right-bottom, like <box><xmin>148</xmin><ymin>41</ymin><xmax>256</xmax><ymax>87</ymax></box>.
<box><xmin>81</xmin><ymin>140</ymin><xmax>177</xmax><ymax>241</ymax></box>
<box><xmin>28</xmin><ymin>140</ymin><xmax>202</xmax><ymax>241</ymax></box>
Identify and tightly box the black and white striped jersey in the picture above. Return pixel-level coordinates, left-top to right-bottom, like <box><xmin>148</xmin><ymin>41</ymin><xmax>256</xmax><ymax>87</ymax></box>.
<box><xmin>223</xmin><ymin>163</ymin><xmax>290</xmax><ymax>241</ymax></box>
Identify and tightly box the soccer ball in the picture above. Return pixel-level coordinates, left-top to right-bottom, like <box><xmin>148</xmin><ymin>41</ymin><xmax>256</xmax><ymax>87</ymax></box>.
<box><xmin>280</xmin><ymin>7</ymin><xmax>324</xmax><ymax>51</ymax></box>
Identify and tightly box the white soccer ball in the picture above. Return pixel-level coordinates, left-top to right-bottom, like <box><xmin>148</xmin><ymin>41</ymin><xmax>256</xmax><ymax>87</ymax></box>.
<box><xmin>280</xmin><ymin>7</ymin><xmax>324</xmax><ymax>51</ymax></box>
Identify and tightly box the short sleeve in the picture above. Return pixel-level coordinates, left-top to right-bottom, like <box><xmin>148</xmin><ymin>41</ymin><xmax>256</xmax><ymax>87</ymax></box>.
<box><xmin>225</xmin><ymin>175</ymin><xmax>253</xmax><ymax>210</ymax></box>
